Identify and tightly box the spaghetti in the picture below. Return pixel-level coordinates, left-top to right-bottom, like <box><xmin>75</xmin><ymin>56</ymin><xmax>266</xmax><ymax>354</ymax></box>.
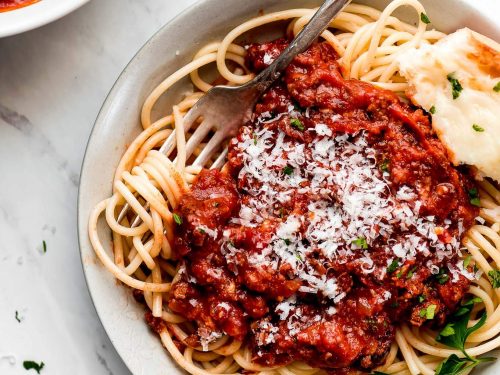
<box><xmin>88</xmin><ymin>1</ymin><xmax>500</xmax><ymax>374</ymax></box>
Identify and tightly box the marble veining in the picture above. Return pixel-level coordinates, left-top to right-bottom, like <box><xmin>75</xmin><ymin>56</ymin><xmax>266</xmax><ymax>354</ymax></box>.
<box><xmin>0</xmin><ymin>0</ymin><xmax>496</xmax><ymax>374</ymax></box>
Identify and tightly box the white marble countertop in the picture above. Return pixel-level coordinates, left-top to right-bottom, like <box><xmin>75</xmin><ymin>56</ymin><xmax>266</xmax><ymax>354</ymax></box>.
<box><xmin>0</xmin><ymin>1</ymin><xmax>196</xmax><ymax>374</ymax></box>
<box><xmin>0</xmin><ymin>0</ymin><xmax>498</xmax><ymax>374</ymax></box>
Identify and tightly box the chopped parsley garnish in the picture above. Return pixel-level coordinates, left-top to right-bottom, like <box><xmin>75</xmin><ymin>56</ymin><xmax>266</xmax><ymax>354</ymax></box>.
<box><xmin>380</xmin><ymin>159</ymin><xmax>390</xmax><ymax>173</ymax></box>
<box><xmin>198</xmin><ymin>227</ymin><xmax>206</xmax><ymax>234</ymax></box>
<box><xmin>437</xmin><ymin>274</ymin><xmax>449</xmax><ymax>285</ymax></box>
<box><xmin>172</xmin><ymin>213</ymin><xmax>183</xmax><ymax>225</ymax></box>
<box><xmin>406</xmin><ymin>266</ymin><xmax>417</xmax><ymax>279</ymax></box>
<box><xmin>494</xmin><ymin>82</ymin><xmax>500</xmax><ymax>92</ymax></box>
<box><xmin>253</xmin><ymin>134</ymin><xmax>258</xmax><ymax>145</ymax></box>
<box><xmin>463</xmin><ymin>255</ymin><xmax>472</xmax><ymax>268</ymax></box>
<box><xmin>387</xmin><ymin>258</ymin><xmax>399</xmax><ymax>273</ymax></box>
<box><xmin>396</xmin><ymin>270</ymin><xmax>404</xmax><ymax>279</ymax></box>
<box><xmin>436</xmin><ymin>297</ymin><xmax>495</xmax><ymax>374</ymax></box>
<box><xmin>295</xmin><ymin>252</ymin><xmax>303</xmax><ymax>262</ymax></box>
<box><xmin>290</xmin><ymin>118</ymin><xmax>305</xmax><ymax>131</ymax></box>
<box><xmin>447</xmin><ymin>73</ymin><xmax>463</xmax><ymax>99</ymax></box>
<box><xmin>488</xmin><ymin>270</ymin><xmax>500</xmax><ymax>288</ymax></box>
<box><xmin>23</xmin><ymin>361</ymin><xmax>45</xmax><ymax>373</ymax></box>
<box><xmin>472</xmin><ymin>124</ymin><xmax>484</xmax><ymax>132</ymax></box>
<box><xmin>15</xmin><ymin>310</ymin><xmax>21</xmax><ymax>323</ymax></box>
<box><xmin>352</xmin><ymin>237</ymin><xmax>368</xmax><ymax>249</ymax></box>
<box><xmin>429</xmin><ymin>105</ymin><xmax>436</xmax><ymax>114</ymax></box>
<box><xmin>420</xmin><ymin>304</ymin><xmax>437</xmax><ymax>319</ymax></box>
<box><xmin>283</xmin><ymin>238</ymin><xmax>291</xmax><ymax>246</ymax></box>
<box><xmin>420</xmin><ymin>12</ymin><xmax>431</xmax><ymax>24</ymax></box>
<box><xmin>418</xmin><ymin>294</ymin><xmax>426</xmax><ymax>303</ymax></box>
<box><xmin>42</xmin><ymin>240</ymin><xmax>47</xmax><ymax>254</ymax></box>
<box><xmin>468</xmin><ymin>187</ymin><xmax>481</xmax><ymax>207</ymax></box>
<box><xmin>283</xmin><ymin>165</ymin><xmax>294</xmax><ymax>176</ymax></box>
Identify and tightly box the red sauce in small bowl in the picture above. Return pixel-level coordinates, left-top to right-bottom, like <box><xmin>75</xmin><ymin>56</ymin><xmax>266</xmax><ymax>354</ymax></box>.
<box><xmin>0</xmin><ymin>0</ymin><xmax>40</xmax><ymax>13</ymax></box>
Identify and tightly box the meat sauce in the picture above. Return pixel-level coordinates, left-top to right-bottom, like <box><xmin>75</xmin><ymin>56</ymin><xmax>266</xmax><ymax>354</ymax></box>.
<box><xmin>168</xmin><ymin>40</ymin><xmax>478</xmax><ymax>372</ymax></box>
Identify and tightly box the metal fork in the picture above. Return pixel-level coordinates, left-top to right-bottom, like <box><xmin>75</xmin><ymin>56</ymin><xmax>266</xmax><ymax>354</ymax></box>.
<box><xmin>118</xmin><ymin>0</ymin><xmax>351</xmax><ymax>226</ymax></box>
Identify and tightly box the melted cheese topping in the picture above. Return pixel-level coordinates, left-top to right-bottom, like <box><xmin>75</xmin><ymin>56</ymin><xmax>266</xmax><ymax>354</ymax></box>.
<box><xmin>397</xmin><ymin>28</ymin><xmax>500</xmax><ymax>182</ymax></box>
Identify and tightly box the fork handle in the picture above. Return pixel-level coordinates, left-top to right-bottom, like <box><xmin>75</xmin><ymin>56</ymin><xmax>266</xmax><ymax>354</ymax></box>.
<box><xmin>248</xmin><ymin>0</ymin><xmax>351</xmax><ymax>93</ymax></box>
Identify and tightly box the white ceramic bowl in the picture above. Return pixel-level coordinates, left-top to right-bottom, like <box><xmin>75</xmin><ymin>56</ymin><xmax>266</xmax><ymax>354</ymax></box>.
<box><xmin>78</xmin><ymin>1</ymin><xmax>500</xmax><ymax>374</ymax></box>
<box><xmin>0</xmin><ymin>0</ymin><xmax>89</xmax><ymax>38</ymax></box>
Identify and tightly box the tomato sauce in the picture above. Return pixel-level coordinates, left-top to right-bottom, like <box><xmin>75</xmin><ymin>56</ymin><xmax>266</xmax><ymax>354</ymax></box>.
<box><xmin>166</xmin><ymin>40</ymin><xmax>479</xmax><ymax>372</ymax></box>
<box><xmin>0</xmin><ymin>0</ymin><xmax>39</xmax><ymax>12</ymax></box>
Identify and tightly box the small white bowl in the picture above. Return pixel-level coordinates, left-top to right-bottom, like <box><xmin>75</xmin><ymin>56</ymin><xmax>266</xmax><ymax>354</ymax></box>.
<box><xmin>0</xmin><ymin>0</ymin><xmax>89</xmax><ymax>38</ymax></box>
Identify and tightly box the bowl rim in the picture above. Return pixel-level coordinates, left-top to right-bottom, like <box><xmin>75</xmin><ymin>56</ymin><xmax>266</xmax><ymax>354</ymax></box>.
<box><xmin>77</xmin><ymin>0</ymin><xmax>500</xmax><ymax>374</ymax></box>
<box><xmin>0</xmin><ymin>0</ymin><xmax>90</xmax><ymax>38</ymax></box>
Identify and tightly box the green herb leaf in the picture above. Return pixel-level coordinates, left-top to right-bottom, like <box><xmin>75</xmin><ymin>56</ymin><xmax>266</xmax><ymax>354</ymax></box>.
<box><xmin>418</xmin><ymin>294</ymin><xmax>426</xmax><ymax>303</ymax></box>
<box><xmin>283</xmin><ymin>238</ymin><xmax>291</xmax><ymax>246</ymax></box>
<box><xmin>429</xmin><ymin>105</ymin><xmax>436</xmax><ymax>114</ymax></box>
<box><xmin>283</xmin><ymin>165</ymin><xmax>294</xmax><ymax>176</ymax></box>
<box><xmin>290</xmin><ymin>118</ymin><xmax>305</xmax><ymax>131</ymax></box>
<box><xmin>15</xmin><ymin>310</ymin><xmax>21</xmax><ymax>323</ymax></box>
<box><xmin>420</xmin><ymin>12</ymin><xmax>431</xmax><ymax>24</ymax></box>
<box><xmin>380</xmin><ymin>159</ymin><xmax>390</xmax><ymax>173</ymax></box>
<box><xmin>42</xmin><ymin>240</ymin><xmax>47</xmax><ymax>254</ymax></box>
<box><xmin>488</xmin><ymin>270</ymin><xmax>500</xmax><ymax>288</ymax></box>
<box><xmin>463</xmin><ymin>255</ymin><xmax>472</xmax><ymax>269</ymax></box>
<box><xmin>437</xmin><ymin>298</ymin><xmax>486</xmax><ymax>359</ymax></box>
<box><xmin>23</xmin><ymin>361</ymin><xmax>45</xmax><ymax>374</ymax></box>
<box><xmin>440</xmin><ymin>323</ymin><xmax>456</xmax><ymax>337</ymax></box>
<box><xmin>435</xmin><ymin>268</ymin><xmax>449</xmax><ymax>284</ymax></box>
<box><xmin>253</xmin><ymin>134</ymin><xmax>258</xmax><ymax>145</ymax></box>
<box><xmin>407</xmin><ymin>266</ymin><xmax>417</xmax><ymax>279</ymax></box>
<box><xmin>352</xmin><ymin>237</ymin><xmax>368</xmax><ymax>249</ymax></box>
<box><xmin>468</xmin><ymin>187</ymin><xmax>481</xmax><ymax>207</ymax></box>
<box><xmin>198</xmin><ymin>227</ymin><xmax>206</xmax><ymax>234</ymax></box>
<box><xmin>494</xmin><ymin>82</ymin><xmax>500</xmax><ymax>92</ymax></box>
<box><xmin>421</xmin><ymin>304</ymin><xmax>437</xmax><ymax>319</ymax></box>
<box><xmin>172</xmin><ymin>213</ymin><xmax>183</xmax><ymax>225</ymax></box>
<box><xmin>447</xmin><ymin>73</ymin><xmax>463</xmax><ymax>100</ymax></box>
<box><xmin>472</xmin><ymin>124</ymin><xmax>485</xmax><ymax>132</ymax></box>
<box><xmin>387</xmin><ymin>258</ymin><xmax>399</xmax><ymax>273</ymax></box>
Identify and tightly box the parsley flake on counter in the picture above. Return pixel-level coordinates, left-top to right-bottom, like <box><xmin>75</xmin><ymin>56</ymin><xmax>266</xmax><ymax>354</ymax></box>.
<box><xmin>290</xmin><ymin>118</ymin><xmax>305</xmax><ymax>131</ymax></box>
<box><xmin>173</xmin><ymin>213</ymin><xmax>183</xmax><ymax>225</ymax></box>
<box><xmin>472</xmin><ymin>124</ymin><xmax>485</xmax><ymax>132</ymax></box>
<box><xmin>15</xmin><ymin>310</ymin><xmax>22</xmax><ymax>323</ymax></box>
<box><xmin>420</xmin><ymin>12</ymin><xmax>431</xmax><ymax>24</ymax></box>
<box><xmin>42</xmin><ymin>240</ymin><xmax>47</xmax><ymax>254</ymax></box>
<box><xmin>488</xmin><ymin>270</ymin><xmax>500</xmax><ymax>288</ymax></box>
<box><xmin>23</xmin><ymin>361</ymin><xmax>45</xmax><ymax>374</ymax></box>
<box><xmin>447</xmin><ymin>73</ymin><xmax>463</xmax><ymax>99</ymax></box>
